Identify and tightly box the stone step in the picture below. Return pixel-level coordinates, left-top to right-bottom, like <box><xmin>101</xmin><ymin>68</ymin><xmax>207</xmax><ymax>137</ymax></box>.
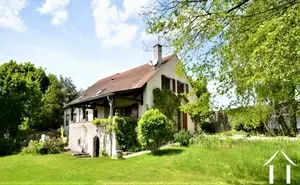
<box><xmin>76</xmin><ymin>154</ymin><xmax>91</xmax><ymax>158</ymax></box>
<box><xmin>72</xmin><ymin>153</ymin><xmax>89</xmax><ymax>157</ymax></box>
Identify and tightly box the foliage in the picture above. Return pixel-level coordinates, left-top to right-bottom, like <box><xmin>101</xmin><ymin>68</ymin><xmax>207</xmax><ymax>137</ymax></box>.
<box><xmin>43</xmin><ymin>138</ymin><xmax>64</xmax><ymax>154</ymax></box>
<box><xmin>227</xmin><ymin>105</ymin><xmax>272</xmax><ymax>134</ymax></box>
<box><xmin>113</xmin><ymin>116</ymin><xmax>139</xmax><ymax>151</ymax></box>
<box><xmin>22</xmin><ymin>139</ymin><xmax>64</xmax><ymax>155</ymax></box>
<box><xmin>36</xmin><ymin>74</ymin><xmax>64</xmax><ymax>130</ymax></box>
<box><xmin>180</xmin><ymin>76</ymin><xmax>210</xmax><ymax>120</ymax></box>
<box><xmin>200</xmin><ymin>122</ymin><xmax>216</xmax><ymax>134</ymax></box>
<box><xmin>0</xmin><ymin>138</ymin><xmax>18</xmax><ymax>156</ymax></box>
<box><xmin>0</xmin><ymin>61</ymin><xmax>78</xmax><ymax>146</ymax></box>
<box><xmin>174</xmin><ymin>130</ymin><xmax>192</xmax><ymax>146</ymax></box>
<box><xmin>153</xmin><ymin>88</ymin><xmax>180</xmax><ymax>125</ymax></box>
<box><xmin>22</xmin><ymin>140</ymin><xmax>45</xmax><ymax>154</ymax></box>
<box><xmin>144</xmin><ymin>0</ymin><xmax>300</xmax><ymax>136</ymax></box>
<box><xmin>92</xmin><ymin>117</ymin><xmax>112</xmax><ymax>127</ymax></box>
<box><xmin>0</xmin><ymin>61</ymin><xmax>43</xmax><ymax>138</ymax></box>
<box><xmin>138</xmin><ymin>109</ymin><xmax>172</xmax><ymax>154</ymax></box>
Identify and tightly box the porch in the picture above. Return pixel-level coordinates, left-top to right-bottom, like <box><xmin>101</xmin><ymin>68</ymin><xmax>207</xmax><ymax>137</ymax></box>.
<box><xmin>64</xmin><ymin>89</ymin><xmax>145</xmax><ymax>158</ymax></box>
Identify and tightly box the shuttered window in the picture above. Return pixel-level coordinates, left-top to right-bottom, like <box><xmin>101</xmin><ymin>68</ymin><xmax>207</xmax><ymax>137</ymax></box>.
<box><xmin>177</xmin><ymin>81</ymin><xmax>184</xmax><ymax>93</ymax></box>
<box><xmin>172</xmin><ymin>79</ymin><xmax>176</xmax><ymax>92</ymax></box>
<box><xmin>186</xmin><ymin>84</ymin><xmax>189</xmax><ymax>93</ymax></box>
<box><xmin>161</xmin><ymin>75</ymin><xmax>171</xmax><ymax>90</ymax></box>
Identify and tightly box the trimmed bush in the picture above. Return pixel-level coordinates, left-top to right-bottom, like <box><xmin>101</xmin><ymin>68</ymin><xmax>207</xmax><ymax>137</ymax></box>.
<box><xmin>174</xmin><ymin>130</ymin><xmax>192</xmax><ymax>146</ymax></box>
<box><xmin>113</xmin><ymin>116</ymin><xmax>139</xmax><ymax>151</ymax></box>
<box><xmin>138</xmin><ymin>109</ymin><xmax>172</xmax><ymax>154</ymax></box>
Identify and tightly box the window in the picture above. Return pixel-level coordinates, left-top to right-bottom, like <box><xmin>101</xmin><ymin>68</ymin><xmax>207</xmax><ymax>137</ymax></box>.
<box><xmin>65</xmin><ymin>114</ymin><xmax>69</xmax><ymax>126</ymax></box>
<box><xmin>161</xmin><ymin>75</ymin><xmax>170</xmax><ymax>90</ymax></box>
<box><xmin>172</xmin><ymin>79</ymin><xmax>176</xmax><ymax>92</ymax></box>
<box><xmin>114</xmin><ymin>104</ymin><xmax>138</xmax><ymax>118</ymax></box>
<box><xmin>177</xmin><ymin>81</ymin><xmax>184</xmax><ymax>93</ymax></box>
<box><xmin>186</xmin><ymin>84</ymin><xmax>189</xmax><ymax>93</ymax></box>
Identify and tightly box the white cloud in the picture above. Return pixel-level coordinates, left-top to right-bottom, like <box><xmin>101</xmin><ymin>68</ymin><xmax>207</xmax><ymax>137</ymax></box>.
<box><xmin>92</xmin><ymin>0</ymin><xmax>148</xmax><ymax>48</ymax></box>
<box><xmin>0</xmin><ymin>0</ymin><xmax>27</xmax><ymax>32</ymax></box>
<box><xmin>37</xmin><ymin>0</ymin><xmax>70</xmax><ymax>26</ymax></box>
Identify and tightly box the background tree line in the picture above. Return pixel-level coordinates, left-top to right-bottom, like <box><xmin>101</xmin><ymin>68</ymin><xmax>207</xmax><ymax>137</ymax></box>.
<box><xmin>0</xmin><ymin>60</ymin><xmax>78</xmax><ymax>142</ymax></box>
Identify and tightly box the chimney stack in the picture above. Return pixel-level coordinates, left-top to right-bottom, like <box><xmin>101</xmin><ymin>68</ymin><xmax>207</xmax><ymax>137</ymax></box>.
<box><xmin>153</xmin><ymin>44</ymin><xmax>162</xmax><ymax>68</ymax></box>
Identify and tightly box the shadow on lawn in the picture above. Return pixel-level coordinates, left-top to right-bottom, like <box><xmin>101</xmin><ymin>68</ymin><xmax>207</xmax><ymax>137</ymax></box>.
<box><xmin>152</xmin><ymin>148</ymin><xmax>184</xmax><ymax>156</ymax></box>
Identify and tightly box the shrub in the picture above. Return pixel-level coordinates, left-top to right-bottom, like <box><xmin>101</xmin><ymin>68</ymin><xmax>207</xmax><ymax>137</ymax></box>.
<box><xmin>113</xmin><ymin>116</ymin><xmax>139</xmax><ymax>151</ymax></box>
<box><xmin>200</xmin><ymin>122</ymin><xmax>216</xmax><ymax>134</ymax></box>
<box><xmin>22</xmin><ymin>140</ymin><xmax>45</xmax><ymax>154</ymax></box>
<box><xmin>0</xmin><ymin>138</ymin><xmax>18</xmax><ymax>155</ymax></box>
<box><xmin>43</xmin><ymin>138</ymin><xmax>64</xmax><ymax>154</ymax></box>
<box><xmin>138</xmin><ymin>109</ymin><xmax>172</xmax><ymax>154</ymax></box>
<box><xmin>174</xmin><ymin>130</ymin><xmax>192</xmax><ymax>146</ymax></box>
<box><xmin>22</xmin><ymin>138</ymin><xmax>63</xmax><ymax>154</ymax></box>
<box><xmin>234</xmin><ymin>122</ymin><xmax>265</xmax><ymax>134</ymax></box>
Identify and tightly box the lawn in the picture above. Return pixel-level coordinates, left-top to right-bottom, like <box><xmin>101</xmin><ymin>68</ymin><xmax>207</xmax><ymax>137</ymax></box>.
<box><xmin>1</xmin><ymin>139</ymin><xmax>300</xmax><ymax>185</ymax></box>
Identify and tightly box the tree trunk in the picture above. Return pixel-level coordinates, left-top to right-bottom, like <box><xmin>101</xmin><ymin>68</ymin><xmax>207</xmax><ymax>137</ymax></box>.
<box><xmin>288</xmin><ymin>85</ymin><xmax>297</xmax><ymax>137</ymax></box>
<box><xmin>274</xmin><ymin>101</ymin><xmax>290</xmax><ymax>136</ymax></box>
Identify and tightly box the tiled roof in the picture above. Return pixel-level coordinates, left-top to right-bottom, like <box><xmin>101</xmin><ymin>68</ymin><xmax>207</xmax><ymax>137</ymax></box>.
<box><xmin>66</xmin><ymin>55</ymin><xmax>175</xmax><ymax>106</ymax></box>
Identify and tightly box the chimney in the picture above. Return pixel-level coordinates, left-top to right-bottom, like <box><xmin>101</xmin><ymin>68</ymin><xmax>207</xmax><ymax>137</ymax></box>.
<box><xmin>153</xmin><ymin>44</ymin><xmax>162</xmax><ymax>68</ymax></box>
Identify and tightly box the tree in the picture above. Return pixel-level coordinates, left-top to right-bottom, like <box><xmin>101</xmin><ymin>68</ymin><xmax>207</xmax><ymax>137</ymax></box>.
<box><xmin>144</xmin><ymin>0</ymin><xmax>300</xmax><ymax>136</ymax></box>
<box><xmin>138</xmin><ymin>109</ymin><xmax>172</xmax><ymax>154</ymax></box>
<box><xmin>0</xmin><ymin>61</ymin><xmax>43</xmax><ymax>138</ymax></box>
<box><xmin>60</xmin><ymin>76</ymin><xmax>79</xmax><ymax>105</ymax></box>
<box><xmin>36</xmin><ymin>74</ymin><xmax>64</xmax><ymax>130</ymax></box>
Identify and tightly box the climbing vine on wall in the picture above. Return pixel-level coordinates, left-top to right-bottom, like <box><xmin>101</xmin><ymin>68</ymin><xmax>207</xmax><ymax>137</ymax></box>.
<box><xmin>153</xmin><ymin>88</ymin><xmax>181</xmax><ymax>125</ymax></box>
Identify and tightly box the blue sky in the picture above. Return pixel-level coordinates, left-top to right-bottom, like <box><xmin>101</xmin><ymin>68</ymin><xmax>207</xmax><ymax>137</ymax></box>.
<box><xmin>0</xmin><ymin>0</ymin><xmax>232</xmax><ymax>108</ymax></box>
<box><xmin>0</xmin><ymin>0</ymin><xmax>155</xmax><ymax>89</ymax></box>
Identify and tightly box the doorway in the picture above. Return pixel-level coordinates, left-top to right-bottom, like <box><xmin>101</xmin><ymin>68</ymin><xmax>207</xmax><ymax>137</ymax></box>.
<box><xmin>93</xmin><ymin>136</ymin><xmax>100</xmax><ymax>157</ymax></box>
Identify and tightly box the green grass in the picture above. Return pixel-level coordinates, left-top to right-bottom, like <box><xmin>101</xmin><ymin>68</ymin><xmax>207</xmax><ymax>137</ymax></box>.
<box><xmin>1</xmin><ymin>139</ymin><xmax>300</xmax><ymax>185</ymax></box>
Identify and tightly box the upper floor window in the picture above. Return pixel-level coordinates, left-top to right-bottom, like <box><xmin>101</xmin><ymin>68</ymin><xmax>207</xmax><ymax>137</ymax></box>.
<box><xmin>177</xmin><ymin>81</ymin><xmax>185</xmax><ymax>93</ymax></box>
<box><xmin>172</xmin><ymin>79</ymin><xmax>176</xmax><ymax>92</ymax></box>
<box><xmin>161</xmin><ymin>75</ymin><xmax>170</xmax><ymax>90</ymax></box>
<box><xmin>186</xmin><ymin>84</ymin><xmax>189</xmax><ymax>93</ymax></box>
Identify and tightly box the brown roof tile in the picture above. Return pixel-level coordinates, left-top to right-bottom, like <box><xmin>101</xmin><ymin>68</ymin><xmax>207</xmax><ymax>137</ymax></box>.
<box><xmin>67</xmin><ymin>55</ymin><xmax>175</xmax><ymax>106</ymax></box>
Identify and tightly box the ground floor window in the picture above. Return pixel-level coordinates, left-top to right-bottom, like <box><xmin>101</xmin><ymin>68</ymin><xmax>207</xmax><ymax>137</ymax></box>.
<box><xmin>115</xmin><ymin>103</ymin><xmax>138</xmax><ymax>118</ymax></box>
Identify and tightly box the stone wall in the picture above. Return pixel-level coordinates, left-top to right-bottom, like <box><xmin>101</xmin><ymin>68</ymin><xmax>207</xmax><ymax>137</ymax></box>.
<box><xmin>68</xmin><ymin>122</ymin><xmax>118</xmax><ymax>157</ymax></box>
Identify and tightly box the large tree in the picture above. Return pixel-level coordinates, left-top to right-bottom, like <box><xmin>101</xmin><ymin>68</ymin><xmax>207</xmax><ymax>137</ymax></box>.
<box><xmin>0</xmin><ymin>61</ymin><xmax>44</xmax><ymax>138</ymax></box>
<box><xmin>144</xmin><ymin>0</ymin><xmax>300</xmax><ymax>135</ymax></box>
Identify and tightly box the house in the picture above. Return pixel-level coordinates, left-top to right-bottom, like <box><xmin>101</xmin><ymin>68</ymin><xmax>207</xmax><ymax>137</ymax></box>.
<box><xmin>63</xmin><ymin>44</ymin><xmax>196</xmax><ymax>157</ymax></box>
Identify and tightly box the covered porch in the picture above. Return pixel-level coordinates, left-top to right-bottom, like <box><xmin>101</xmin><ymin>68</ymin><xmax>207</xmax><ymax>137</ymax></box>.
<box><xmin>64</xmin><ymin>89</ymin><xmax>145</xmax><ymax>158</ymax></box>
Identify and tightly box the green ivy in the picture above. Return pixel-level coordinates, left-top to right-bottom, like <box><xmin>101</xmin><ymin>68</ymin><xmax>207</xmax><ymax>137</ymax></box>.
<box><xmin>113</xmin><ymin>116</ymin><xmax>139</xmax><ymax>151</ymax></box>
<box><xmin>153</xmin><ymin>88</ymin><xmax>181</xmax><ymax>126</ymax></box>
<box><xmin>92</xmin><ymin>115</ymin><xmax>139</xmax><ymax>152</ymax></box>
